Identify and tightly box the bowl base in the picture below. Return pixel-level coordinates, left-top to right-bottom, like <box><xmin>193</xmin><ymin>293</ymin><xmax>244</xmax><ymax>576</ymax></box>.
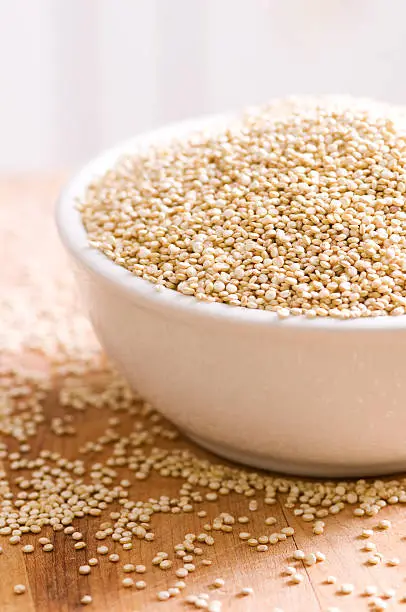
<box><xmin>184</xmin><ymin>430</ymin><xmax>406</xmax><ymax>478</ymax></box>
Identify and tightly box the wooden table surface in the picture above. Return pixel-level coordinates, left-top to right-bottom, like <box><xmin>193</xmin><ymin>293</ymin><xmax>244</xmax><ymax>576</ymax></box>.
<box><xmin>2</xmin><ymin>175</ymin><xmax>406</xmax><ymax>612</ymax></box>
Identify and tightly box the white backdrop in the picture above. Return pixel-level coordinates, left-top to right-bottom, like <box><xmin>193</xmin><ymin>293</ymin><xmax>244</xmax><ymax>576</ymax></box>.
<box><xmin>2</xmin><ymin>0</ymin><xmax>406</xmax><ymax>171</ymax></box>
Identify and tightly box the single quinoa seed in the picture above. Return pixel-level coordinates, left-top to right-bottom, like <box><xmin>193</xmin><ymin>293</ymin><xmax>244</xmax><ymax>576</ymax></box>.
<box><xmin>80</xmin><ymin>595</ymin><xmax>93</xmax><ymax>605</ymax></box>
<box><xmin>363</xmin><ymin>585</ymin><xmax>378</xmax><ymax>596</ymax></box>
<box><xmin>239</xmin><ymin>587</ymin><xmax>254</xmax><ymax>596</ymax></box>
<box><xmin>304</xmin><ymin>553</ymin><xmax>317</xmax><ymax>566</ymax></box>
<box><xmin>43</xmin><ymin>543</ymin><xmax>54</xmax><ymax>552</ymax></box>
<box><xmin>22</xmin><ymin>544</ymin><xmax>34</xmax><ymax>554</ymax></box>
<box><xmin>387</xmin><ymin>557</ymin><xmax>400</xmax><ymax>566</ymax></box>
<box><xmin>339</xmin><ymin>583</ymin><xmax>354</xmax><ymax>595</ymax></box>
<box><xmin>13</xmin><ymin>584</ymin><xmax>26</xmax><ymax>595</ymax></box>
<box><xmin>293</xmin><ymin>550</ymin><xmax>305</xmax><ymax>560</ymax></box>
<box><xmin>135</xmin><ymin>580</ymin><xmax>147</xmax><ymax>590</ymax></box>
<box><xmin>88</xmin><ymin>558</ymin><xmax>98</xmax><ymax>566</ymax></box>
<box><xmin>370</xmin><ymin>598</ymin><xmax>387</xmax><ymax>611</ymax></box>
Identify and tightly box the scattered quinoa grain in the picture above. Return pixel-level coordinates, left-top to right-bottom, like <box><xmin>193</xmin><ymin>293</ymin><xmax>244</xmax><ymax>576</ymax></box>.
<box><xmin>13</xmin><ymin>584</ymin><xmax>26</xmax><ymax>595</ymax></box>
<box><xmin>168</xmin><ymin>587</ymin><xmax>180</xmax><ymax>597</ymax></box>
<box><xmin>387</xmin><ymin>557</ymin><xmax>400</xmax><ymax>566</ymax></box>
<box><xmin>370</xmin><ymin>598</ymin><xmax>387</xmax><ymax>611</ymax></box>
<box><xmin>135</xmin><ymin>581</ymin><xmax>147</xmax><ymax>590</ymax></box>
<box><xmin>293</xmin><ymin>550</ymin><xmax>305</xmax><ymax>560</ymax></box>
<box><xmin>88</xmin><ymin>558</ymin><xmax>98</xmax><ymax>566</ymax></box>
<box><xmin>22</xmin><ymin>544</ymin><xmax>34</xmax><ymax>553</ymax></box>
<box><xmin>367</xmin><ymin>554</ymin><xmax>381</xmax><ymax>565</ymax></box>
<box><xmin>174</xmin><ymin>580</ymin><xmax>186</xmax><ymax>590</ymax></box>
<box><xmin>304</xmin><ymin>553</ymin><xmax>317</xmax><ymax>566</ymax></box>
<box><xmin>281</xmin><ymin>527</ymin><xmax>294</xmax><ymax>536</ymax></box>
<box><xmin>184</xmin><ymin>562</ymin><xmax>195</xmax><ymax>572</ymax></box>
<box><xmin>159</xmin><ymin>559</ymin><xmax>172</xmax><ymax>570</ymax></box>
<box><xmin>338</xmin><ymin>583</ymin><xmax>354</xmax><ymax>595</ymax></box>
<box><xmin>363</xmin><ymin>585</ymin><xmax>378</xmax><ymax>596</ymax></box>
<box><xmin>290</xmin><ymin>573</ymin><xmax>304</xmax><ymax>584</ymax></box>
<box><xmin>239</xmin><ymin>587</ymin><xmax>254</xmax><ymax>596</ymax></box>
<box><xmin>43</xmin><ymin>544</ymin><xmax>53</xmax><ymax>552</ymax></box>
<box><xmin>378</xmin><ymin>520</ymin><xmax>391</xmax><ymax>530</ymax></box>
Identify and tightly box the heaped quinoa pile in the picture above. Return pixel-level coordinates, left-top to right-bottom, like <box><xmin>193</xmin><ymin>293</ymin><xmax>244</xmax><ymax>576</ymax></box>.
<box><xmin>80</xmin><ymin>96</ymin><xmax>406</xmax><ymax>319</ymax></box>
<box><xmin>2</xmin><ymin>107</ymin><xmax>406</xmax><ymax>611</ymax></box>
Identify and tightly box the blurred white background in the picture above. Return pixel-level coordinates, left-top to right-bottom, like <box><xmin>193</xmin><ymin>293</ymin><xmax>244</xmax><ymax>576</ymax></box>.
<box><xmin>2</xmin><ymin>0</ymin><xmax>406</xmax><ymax>172</ymax></box>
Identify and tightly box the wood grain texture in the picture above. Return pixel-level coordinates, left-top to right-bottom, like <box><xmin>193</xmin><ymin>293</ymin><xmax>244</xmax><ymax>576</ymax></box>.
<box><xmin>1</xmin><ymin>175</ymin><xmax>406</xmax><ymax>612</ymax></box>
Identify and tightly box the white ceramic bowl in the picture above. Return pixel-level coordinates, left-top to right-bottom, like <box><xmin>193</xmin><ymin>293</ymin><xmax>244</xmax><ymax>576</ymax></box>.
<box><xmin>56</xmin><ymin>115</ymin><xmax>406</xmax><ymax>478</ymax></box>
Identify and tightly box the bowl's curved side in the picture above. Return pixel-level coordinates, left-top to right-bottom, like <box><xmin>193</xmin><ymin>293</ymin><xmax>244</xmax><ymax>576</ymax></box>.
<box><xmin>71</xmin><ymin>252</ymin><xmax>406</xmax><ymax>477</ymax></box>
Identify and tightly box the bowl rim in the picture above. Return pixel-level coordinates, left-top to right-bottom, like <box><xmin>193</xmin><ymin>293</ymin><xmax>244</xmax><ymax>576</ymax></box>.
<box><xmin>56</xmin><ymin>113</ymin><xmax>406</xmax><ymax>332</ymax></box>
